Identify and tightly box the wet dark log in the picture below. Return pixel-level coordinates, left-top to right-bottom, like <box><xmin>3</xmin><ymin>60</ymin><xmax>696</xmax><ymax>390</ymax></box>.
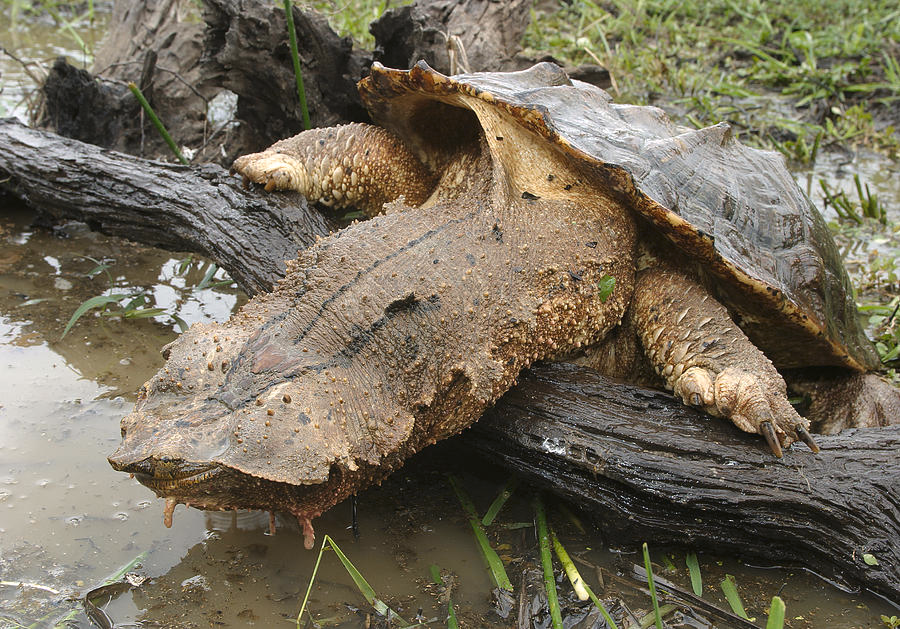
<box><xmin>0</xmin><ymin>118</ymin><xmax>336</xmax><ymax>294</ymax></box>
<box><xmin>472</xmin><ymin>363</ymin><xmax>900</xmax><ymax>604</ymax></box>
<box><xmin>1</xmin><ymin>119</ymin><xmax>897</xmax><ymax>604</ymax></box>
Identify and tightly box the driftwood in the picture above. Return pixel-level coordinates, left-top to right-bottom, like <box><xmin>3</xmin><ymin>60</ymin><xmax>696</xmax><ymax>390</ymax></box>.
<box><xmin>1</xmin><ymin>118</ymin><xmax>898</xmax><ymax>603</ymax></box>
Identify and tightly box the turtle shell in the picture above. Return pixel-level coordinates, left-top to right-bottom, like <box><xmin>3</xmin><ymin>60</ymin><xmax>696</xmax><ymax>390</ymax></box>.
<box><xmin>358</xmin><ymin>61</ymin><xmax>879</xmax><ymax>372</ymax></box>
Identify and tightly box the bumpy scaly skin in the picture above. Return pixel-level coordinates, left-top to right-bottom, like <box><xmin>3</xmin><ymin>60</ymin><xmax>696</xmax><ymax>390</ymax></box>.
<box><xmin>630</xmin><ymin>265</ymin><xmax>813</xmax><ymax>455</ymax></box>
<box><xmin>110</xmin><ymin>113</ymin><xmax>637</xmax><ymax>545</ymax></box>
<box><xmin>232</xmin><ymin>123</ymin><xmax>436</xmax><ymax>216</ymax></box>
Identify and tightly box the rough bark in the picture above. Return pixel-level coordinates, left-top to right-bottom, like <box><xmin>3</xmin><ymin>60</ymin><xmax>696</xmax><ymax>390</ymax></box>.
<box><xmin>1</xmin><ymin>119</ymin><xmax>898</xmax><ymax>604</ymax></box>
<box><xmin>0</xmin><ymin>118</ymin><xmax>336</xmax><ymax>294</ymax></box>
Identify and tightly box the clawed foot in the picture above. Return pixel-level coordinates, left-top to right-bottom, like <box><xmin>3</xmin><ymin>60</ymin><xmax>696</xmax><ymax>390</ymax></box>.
<box><xmin>675</xmin><ymin>366</ymin><xmax>819</xmax><ymax>457</ymax></box>
<box><xmin>232</xmin><ymin>152</ymin><xmax>306</xmax><ymax>192</ymax></box>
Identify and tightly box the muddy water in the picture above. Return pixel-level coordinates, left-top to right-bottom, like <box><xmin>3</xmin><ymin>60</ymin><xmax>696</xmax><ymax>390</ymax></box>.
<box><xmin>2</xmin><ymin>19</ymin><xmax>900</xmax><ymax>629</ymax></box>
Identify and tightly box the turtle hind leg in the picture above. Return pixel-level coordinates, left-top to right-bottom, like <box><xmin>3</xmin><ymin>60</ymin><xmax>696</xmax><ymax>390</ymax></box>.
<box><xmin>629</xmin><ymin>265</ymin><xmax>817</xmax><ymax>457</ymax></box>
<box><xmin>231</xmin><ymin>122</ymin><xmax>436</xmax><ymax>217</ymax></box>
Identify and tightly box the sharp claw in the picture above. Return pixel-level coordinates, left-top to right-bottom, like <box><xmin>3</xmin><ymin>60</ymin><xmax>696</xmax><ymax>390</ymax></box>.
<box><xmin>760</xmin><ymin>421</ymin><xmax>783</xmax><ymax>458</ymax></box>
<box><xmin>795</xmin><ymin>423</ymin><xmax>820</xmax><ymax>453</ymax></box>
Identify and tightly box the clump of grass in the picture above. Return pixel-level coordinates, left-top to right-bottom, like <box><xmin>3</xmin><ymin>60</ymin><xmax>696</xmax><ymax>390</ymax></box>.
<box><xmin>860</xmin><ymin>299</ymin><xmax>900</xmax><ymax>364</ymax></box>
<box><xmin>523</xmin><ymin>0</ymin><xmax>900</xmax><ymax>155</ymax></box>
<box><xmin>820</xmin><ymin>174</ymin><xmax>887</xmax><ymax>224</ymax></box>
<box><xmin>306</xmin><ymin>0</ymin><xmax>408</xmax><ymax>48</ymax></box>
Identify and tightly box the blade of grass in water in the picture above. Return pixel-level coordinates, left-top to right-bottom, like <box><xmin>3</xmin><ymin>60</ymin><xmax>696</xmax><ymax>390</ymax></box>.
<box><xmin>429</xmin><ymin>564</ymin><xmax>458</xmax><ymax>629</ymax></box>
<box><xmin>720</xmin><ymin>574</ymin><xmax>750</xmax><ymax>620</ymax></box>
<box><xmin>640</xmin><ymin>603</ymin><xmax>677</xmax><ymax>628</ymax></box>
<box><xmin>550</xmin><ymin>530</ymin><xmax>588</xmax><ymax>601</ymax></box>
<box><xmin>534</xmin><ymin>496</ymin><xmax>563</xmax><ymax>629</ymax></box>
<box><xmin>551</xmin><ymin>531</ymin><xmax>619</xmax><ymax>629</ymax></box>
<box><xmin>482</xmin><ymin>477</ymin><xmax>518</xmax><ymax>526</ymax></box>
<box><xmin>448</xmin><ymin>475</ymin><xmax>512</xmax><ymax>591</ymax></box>
<box><xmin>297</xmin><ymin>535</ymin><xmax>409</xmax><ymax>627</ymax></box>
<box><xmin>766</xmin><ymin>596</ymin><xmax>786</xmax><ymax>629</ymax></box>
<box><xmin>127</xmin><ymin>83</ymin><xmax>188</xmax><ymax>165</ymax></box>
<box><xmin>685</xmin><ymin>552</ymin><xmax>703</xmax><ymax>596</ymax></box>
<box><xmin>51</xmin><ymin>550</ymin><xmax>148</xmax><ymax>628</ymax></box>
<box><xmin>642</xmin><ymin>543</ymin><xmax>663</xmax><ymax>629</ymax></box>
<box><xmin>283</xmin><ymin>0</ymin><xmax>311</xmax><ymax>130</ymax></box>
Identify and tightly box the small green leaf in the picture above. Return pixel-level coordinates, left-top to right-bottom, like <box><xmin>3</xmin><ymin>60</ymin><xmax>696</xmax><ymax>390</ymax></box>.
<box><xmin>597</xmin><ymin>275</ymin><xmax>615</xmax><ymax>302</ymax></box>
<box><xmin>766</xmin><ymin>595</ymin><xmax>786</xmax><ymax>629</ymax></box>
<box><xmin>863</xmin><ymin>553</ymin><xmax>879</xmax><ymax>566</ymax></box>
<box><xmin>62</xmin><ymin>294</ymin><xmax>129</xmax><ymax>339</ymax></box>
<box><xmin>720</xmin><ymin>574</ymin><xmax>749</xmax><ymax>619</ymax></box>
<box><xmin>685</xmin><ymin>552</ymin><xmax>703</xmax><ymax>596</ymax></box>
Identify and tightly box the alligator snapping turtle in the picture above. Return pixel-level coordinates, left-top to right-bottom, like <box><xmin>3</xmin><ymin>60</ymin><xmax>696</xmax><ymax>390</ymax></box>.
<box><xmin>109</xmin><ymin>61</ymin><xmax>893</xmax><ymax>547</ymax></box>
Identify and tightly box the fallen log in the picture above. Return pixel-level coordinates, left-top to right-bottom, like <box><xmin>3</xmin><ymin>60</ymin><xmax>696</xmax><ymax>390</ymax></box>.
<box><xmin>0</xmin><ymin>118</ymin><xmax>336</xmax><ymax>294</ymax></box>
<box><xmin>472</xmin><ymin>363</ymin><xmax>900</xmax><ymax>604</ymax></box>
<box><xmin>1</xmin><ymin>119</ymin><xmax>898</xmax><ymax>603</ymax></box>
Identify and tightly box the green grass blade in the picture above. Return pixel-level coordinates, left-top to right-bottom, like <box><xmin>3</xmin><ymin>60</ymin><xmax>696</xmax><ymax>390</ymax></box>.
<box><xmin>448</xmin><ymin>475</ymin><xmax>513</xmax><ymax>591</ymax></box>
<box><xmin>642</xmin><ymin>543</ymin><xmax>663</xmax><ymax>629</ymax></box>
<box><xmin>283</xmin><ymin>0</ymin><xmax>311</xmax><ymax>130</ymax></box>
<box><xmin>685</xmin><ymin>552</ymin><xmax>703</xmax><ymax>596</ymax></box>
<box><xmin>548</xmin><ymin>530</ymin><xmax>618</xmax><ymax>628</ymax></box>
<box><xmin>62</xmin><ymin>294</ymin><xmax>129</xmax><ymax>339</ymax></box>
<box><xmin>482</xmin><ymin>477</ymin><xmax>518</xmax><ymax>526</ymax></box>
<box><xmin>765</xmin><ymin>595</ymin><xmax>786</xmax><ymax>629</ymax></box>
<box><xmin>127</xmin><ymin>82</ymin><xmax>188</xmax><ymax>165</ymax></box>
<box><xmin>296</xmin><ymin>536</ymin><xmax>329</xmax><ymax>627</ymax></box>
<box><xmin>720</xmin><ymin>574</ymin><xmax>750</xmax><ymax>619</ymax></box>
<box><xmin>639</xmin><ymin>603</ymin><xmax>677</xmax><ymax>628</ymax></box>
<box><xmin>447</xmin><ymin>599</ymin><xmax>458</xmax><ymax>629</ymax></box>
<box><xmin>550</xmin><ymin>530</ymin><xmax>588</xmax><ymax>601</ymax></box>
<box><xmin>326</xmin><ymin>535</ymin><xmax>408</xmax><ymax>624</ymax></box>
<box><xmin>297</xmin><ymin>536</ymin><xmax>408</xmax><ymax>627</ymax></box>
<box><xmin>534</xmin><ymin>496</ymin><xmax>563</xmax><ymax>629</ymax></box>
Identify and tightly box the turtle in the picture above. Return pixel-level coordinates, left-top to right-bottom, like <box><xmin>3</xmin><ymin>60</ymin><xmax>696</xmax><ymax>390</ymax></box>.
<box><xmin>108</xmin><ymin>61</ymin><xmax>897</xmax><ymax>548</ymax></box>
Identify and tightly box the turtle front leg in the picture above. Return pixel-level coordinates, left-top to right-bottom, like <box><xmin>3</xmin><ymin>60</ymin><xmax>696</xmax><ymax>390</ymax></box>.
<box><xmin>630</xmin><ymin>266</ymin><xmax>818</xmax><ymax>457</ymax></box>
<box><xmin>232</xmin><ymin>122</ymin><xmax>436</xmax><ymax>216</ymax></box>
